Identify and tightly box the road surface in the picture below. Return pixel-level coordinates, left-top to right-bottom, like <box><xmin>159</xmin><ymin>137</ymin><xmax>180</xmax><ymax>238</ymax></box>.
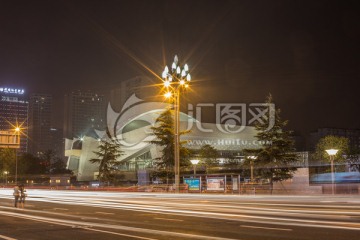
<box><xmin>0</xmin><ymin>189</ymin><xmax>359</xmax><ymax>239</ymax></box>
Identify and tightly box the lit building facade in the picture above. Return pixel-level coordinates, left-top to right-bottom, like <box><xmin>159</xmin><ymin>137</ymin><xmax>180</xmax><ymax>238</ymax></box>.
<box><xmin>65</xmin><ymin>94</ymin><xmax>259</xmax><ymax>181</ymax></box>
<box><xmin>0</xmin><ymin>87</ymin><xmax>28</xmax><ymax>153</ymax></box>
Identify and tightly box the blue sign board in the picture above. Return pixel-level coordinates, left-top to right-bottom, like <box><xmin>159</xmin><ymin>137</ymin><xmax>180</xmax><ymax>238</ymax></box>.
<box><xmin>184</xmin><ymin>178</ymin><xmax>200</xmax><ymax>191</ymax></box>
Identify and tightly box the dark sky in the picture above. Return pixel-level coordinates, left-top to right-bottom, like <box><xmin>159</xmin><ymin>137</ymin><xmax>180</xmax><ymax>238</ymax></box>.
<box><xmin>0</xmin><ymin>0</ymin><xmax>359</xmax><ymax>134</ymax></box>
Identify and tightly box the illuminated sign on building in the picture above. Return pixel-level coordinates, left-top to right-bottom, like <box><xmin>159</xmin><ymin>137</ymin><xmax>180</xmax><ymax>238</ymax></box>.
<box><xmin>0</xmin><ymin>87</ymin><xmax>25</xmax><ymax>95</ymax></box>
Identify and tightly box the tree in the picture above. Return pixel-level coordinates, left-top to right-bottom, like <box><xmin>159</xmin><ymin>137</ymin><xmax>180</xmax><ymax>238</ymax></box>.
<box><xmin>39</xmin><ymin>150</ymin><xmax>56</xmax><ymax>173</ymax></box>
<box><xmin>18</xmin><ymin>153</ymin><xmax>46</xmax><ymax>174</ymax></box>
<box><xmin>315</xmin><ymin>135</ymin><xmax>349</xmax><ymax>162</ymax></box>
<box><xmin>314</xmin><ymin>135</ymin><xmax>350</xmax><ymax>173</ymax></box>
<box><xmin>51</xmin><ymin>158</ymin><xmax>72</xmax><ymax>174</ymax></box>
<box><xmin>150</xmin><ymin>108</ymin><xmax>191</xmax><ymax>182</ymax></box>
<box><xmin>90</xmin><ymin>138</ymin><xmax>124</xmax><ymax>185</ymax></box>
<box><xmin>243</xmin><ymin>94</ymin><xmax>298</xmax><ymax>193</ymax></box>
<box><xmin>198</xmin><ymin>144</ymin><xmax>219</xmax><ymax>173</ymax></box>
<box><xmin>0</xmin><ymin>148</ymin><xmax>16</xmax><ymax>174</ymax></box>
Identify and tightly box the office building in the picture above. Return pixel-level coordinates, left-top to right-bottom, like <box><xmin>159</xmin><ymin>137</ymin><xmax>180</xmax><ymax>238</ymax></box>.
<box><xmin>28</xmin><ymin>93</ymin><xmax>52</xmax><ymax>156</ymax></box>
<box><xmin>0</xmin><ymin>87</ymin><xmax>28</xmax><ymax>153</ymax></box>
<box><xmin>109</xmin><ymin>76</ymin><xmax>159</xmax><ymax>111</ymax></box>
<box><xmin>64</xmin><ymin>90</ymin><xmax>106</xmax><ymax>139</ymax></box>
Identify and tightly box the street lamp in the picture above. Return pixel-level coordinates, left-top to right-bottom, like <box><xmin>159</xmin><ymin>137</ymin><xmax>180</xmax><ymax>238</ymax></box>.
<box><xmin>3</xmin><ymin>171</ymin><xmax>8</xmax><ymax>185</ymax></box>
<box><xmin>162</xmin><ymin>55</ymin><xmax>191</xmax><ymax>194</ymax></box>
<box><xmin>190</xmin><ymin>159</ymin><xmax>200</xmax><ymax>175</ymax></box>
<box><xmin>14</xmin><ymin>127</ymin><xmax>20</xmax><ymax>185</ymax></box>
<box><xmin>326</xmin><ymin>149</ymin><xmax>338</xmax><ymax>195</ymax></box>
<box><xmin>247</xmin><ymin>156</ymin><xmax>257</xmax><ymax>182</ymax></box>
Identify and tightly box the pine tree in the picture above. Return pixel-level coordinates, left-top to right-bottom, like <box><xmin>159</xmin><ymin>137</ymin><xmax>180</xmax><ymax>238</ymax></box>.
<box><xmin>150</xmin><ymin>108</ymin><xmax>191</xmax><ymax>182</ymax></box>
<box><xmin>244</xmin><ymin>94</ymin><xmax>298</xmax><ymax>193</ymax></box>
<box><xmin>90</xmin><ymin>138</ymin><xmax>124</xmax><ymax>185</ymax></box>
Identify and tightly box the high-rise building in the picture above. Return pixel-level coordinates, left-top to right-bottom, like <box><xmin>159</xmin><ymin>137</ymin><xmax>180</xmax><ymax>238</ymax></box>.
<box><xmin>64</xmin><ymin>91</ymin><xmax>106</xmax><ymax>139</ymax></box>
<box><xmin>109</xmin><ymin>76</ymin><xmax>159</xmax><ymax>111</ymax></box>
<box><xmin>0</xmin><ymin>87</ymin><xmax>28</xmax><ymax>153</ymax></box>
<box><xmin>28</xmin><ymin>93</ymin><xmax>52</xmax><ymax>156</ymax></box>
<box><xmin>49</xmin><ymin>127</ymin><xmax>65</xmax><ymax>161</ymax></box>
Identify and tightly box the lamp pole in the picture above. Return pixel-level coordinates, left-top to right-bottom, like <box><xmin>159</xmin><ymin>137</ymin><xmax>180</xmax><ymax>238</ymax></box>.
<box><xmin>190</xmin><ymin>159</ymin><xmax>200</xmax><ymax>175</ymax></box>
<box><xmin>248</xmin><ymin>156</ymin><xmax>257</xmax><ymax>183</ymax></box>
<box><xmin>15</xmin><ymin>127</ymin><xmax>20</xmax><ymax>185</ymax></box>
<box><xmin>3</xmin><ymin>171</ymin><xmax>8</xmax><ymax>185</ymax></box>
<box><xmin>326</xmin><ymin>149</ymin><xmax>338</xmax><ymax>195</ymax></box>
<box><xmin>162</xmin><ymin>55</ymin><xmax>191</xmax><ymax>194</ymax></box>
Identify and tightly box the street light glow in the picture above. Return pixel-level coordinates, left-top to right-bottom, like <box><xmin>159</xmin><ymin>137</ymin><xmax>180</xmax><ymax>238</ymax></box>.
<box><xmin>184</xmin><ymin>64</ymin><xmax>189</xmax><ymax>72</ymax></box>
<box><xmin>164</xmin><ymin>92</ymin><xmax>172</xmax><ymax>98</ymax></box>
<box><xmin>190</xmin><ymin>159</ymin><xmax>200</xmax><ymax>175</ymax></box>
<box><xmin>181</xmin><ymin>69</ymin><xmax>186</xmax><ymax>77</ymax></box>
<box><xmin>164</xmin><ymin>81</ymin><xmax>171</xmax><ymax>87</ymax></box>
<box><xmin>160</xmin><ymin>54</ymin><xmax>191</xmax><ymax>193</ymax></box>
<box><xmin>326</xmin><ymin>149</ymin><xmax>338</xmax><ymax>156</ymax></box>
<box><xmin>190</xmin><ymin>159</ymin><xmax>200</xmax><ymax>165</ymax></box>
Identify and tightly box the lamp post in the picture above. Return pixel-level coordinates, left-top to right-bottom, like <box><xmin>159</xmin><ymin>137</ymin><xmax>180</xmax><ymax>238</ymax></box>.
<box><xmin>162</xmin><ymin>55</ymin><xmax>191</xmax><ymax>194</ymax></box>
<box><xmin>248</xmin><ymin>156</ymin><xmax>257</xmax><ymax>182</ymax></box>
<box><xmin>14</xmin><ymin>127</ymin><xmax>20</xmax><ymax>185</ymax></box>
<box><xmin>190</xmin><ymin>159</ymin><xmax>200</xmax><ymax>175</ymax></box>
<box><xmin>3</xmin><ymin>171</ymin><xmax>8</xmax><ymax>185</ymax></box>
<box><xmin>326</xmin><ymin>149</ymin><xmax>338</xmax><ymax>195</ymax></box>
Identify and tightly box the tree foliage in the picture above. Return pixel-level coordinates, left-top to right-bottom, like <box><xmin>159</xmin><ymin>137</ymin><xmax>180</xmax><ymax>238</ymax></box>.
<box><xmin>243</xmin><ymin>94</ymin><xmax>298</xmax><ymax>189</ymax></box>
<box><xmin>315</xmin><ymin>135</ymin><xmax>349</xmax><ymax>162</ymax></box>
<box><xmin>150</xmin><ymin>108</ymin><xmax>191</xmax><ymax>180</ymax></box>
<box><xmin>198</xmin><ymin>144</ymin><xmax>219</xmax><ymax>173</ymax></box>
<box><xmin>18</xmin><ymin>153</ymin><xmax>47</xmax><ymax>174</ymax></box>
<box><xmin>0</xmin><ymin>148</ymin><xmax>15</xmax><ymax>174</ymax></box>
<box><xmin>90</xmin><ymin>138</ymin><xmax>124</xmax><ymax>184</ymax></box>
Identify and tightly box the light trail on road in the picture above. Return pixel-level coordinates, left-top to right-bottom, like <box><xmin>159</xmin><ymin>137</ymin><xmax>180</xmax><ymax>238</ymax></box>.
<box><xmin>1</xmin><ymin>189</ymin><xmax>360</xmax><ymax>239</ymax></box>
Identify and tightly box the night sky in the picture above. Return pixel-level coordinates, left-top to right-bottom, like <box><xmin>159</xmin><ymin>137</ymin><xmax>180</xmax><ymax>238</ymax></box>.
<box><xmin>0</xmin><ymin>0</ymin><xmax>359</xmax><ymax>135</ymax></box>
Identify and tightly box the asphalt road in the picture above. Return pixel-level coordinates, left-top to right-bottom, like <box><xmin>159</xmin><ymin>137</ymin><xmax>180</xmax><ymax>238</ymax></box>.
<box><xmin>0</xmin><ymin>189</ymin><xmax>359</xmax><ymax>240</ymax></box>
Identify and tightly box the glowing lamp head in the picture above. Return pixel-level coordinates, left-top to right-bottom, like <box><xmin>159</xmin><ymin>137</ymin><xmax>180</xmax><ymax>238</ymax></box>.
<box><xmin>180</xmin><ymin>80</ymin><xmax>185</xmax><ymax>85</ymax></box>
<box><xmin>184</xmin><ymin>64</ymin><xmax>189</xmax><ymax>72</ymax></box>
<box><xmin>164</xmin><ymin>80</ymin><xmax>171</xmax><ymax>87</ymax></box>
<box><xmin>181</xmin><ymin>69</ymin><xmax>186</xmax><ymax>77</ymax></box>
<box><xmin>164</xmin><ymin>92</ymin><xmax>172</xmax><ymax>98</ymax></box>
<box><xmin>162</xmin><ymin>70</ymin><xmax>167</xmax><ymax>79</ymax></box>
<box><xmin>326</xmin><ymin>149</ymin><xmax>338</xmax><ymax>156</ymax></box>
<box><xmin>190</xmin><ymin>159</ymin><xmax>200</xmax><ymax>165</ymax></box>
<box><xmin>15</xmin><ymin>127</ymin><xmax>20</xmax><ymax>132</ymax></box>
